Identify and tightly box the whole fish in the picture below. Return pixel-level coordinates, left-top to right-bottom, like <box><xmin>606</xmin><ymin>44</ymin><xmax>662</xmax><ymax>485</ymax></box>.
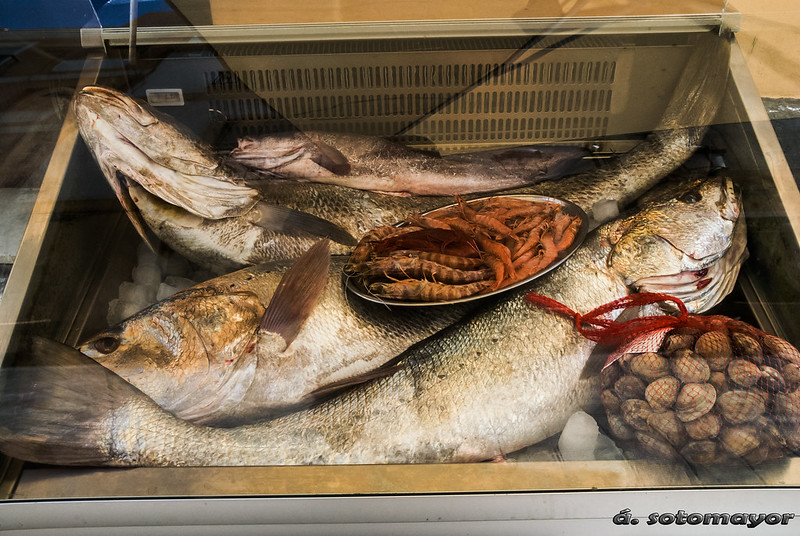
<box><xmin>0</xmin><ymin>174</ymin><xmax>744</xmax><ymax>466</ymax></box>
<box><xmin>78</xmin><ymin>243</ymin><xmax>474</xmax><ymax>426</ymax></box>
<box><xmin>73</xmin><ymin>33</ymin><xmax>730</xmax><ymax>273</ymax></box>
<box><xmin>229</xmin><ymin>130</ymin><xmax>588</xmax><ymax>196</ymax></box>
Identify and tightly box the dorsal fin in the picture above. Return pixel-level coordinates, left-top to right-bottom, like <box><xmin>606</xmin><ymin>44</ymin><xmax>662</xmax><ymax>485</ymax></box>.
<box><xmin>259</xmin><ymin>240</ymin><xmax>330</xmax><ymax>346</ymax></box>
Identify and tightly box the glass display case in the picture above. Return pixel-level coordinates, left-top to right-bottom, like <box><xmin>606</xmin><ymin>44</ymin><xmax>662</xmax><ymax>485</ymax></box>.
<box><xmin>2</xmin><ymin>2</ymin><xmax>800</xmax><ymax>533</ymax></box>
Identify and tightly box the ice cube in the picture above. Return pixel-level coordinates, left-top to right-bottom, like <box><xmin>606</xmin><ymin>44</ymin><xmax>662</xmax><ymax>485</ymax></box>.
<box><xmin>119</xmin><ymin>281</ymin><xmax>156</xmax><ymax>308</ymax></box>
<box><xmin>107</xmin><ymin>298</ymin><xmax>123</xmax><ymax>325</ymax></box>
<box><xmin>558</xmin><ymin>411</ymin><xmax>600</xmax><ymax>461</ymax></box>
<box><xmin>164</xmin><ymin>276</ymin><xmax>197</xmax><ymax>292</ymax></box>
<box><xmin>117</xmin><ymin>300</ymin><xmax>144</xmax><ymax>321</ymax></box>
<box><xmin>132</xmin><ymin>263</ymin><xmax>162</xmax><ymax>288</ymax></box>
<box><xmin>137</xmin><ymin>245</ymin><xmax>160</xmax><ymax>268</ymax></box>
<box><xmin>594</xmin><ymin>432</ymin><xmax>625</xmax><ymax>461</ymax></box>
<box><xmin>156</xmin><ymin>283</ymin><xmax>178</xmax><ymax>301</ymax></box>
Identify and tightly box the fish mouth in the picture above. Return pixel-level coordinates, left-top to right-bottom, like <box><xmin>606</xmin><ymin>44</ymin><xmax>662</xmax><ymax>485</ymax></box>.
<box><xmin>635</xmin><ymin>215</ymin><xmax>748</xmax><ymax>313</ymax></box>
<box><xmin>77</xmin><ymin>86</ymin><xmax>158</xmax><ymax>127</ymax></box>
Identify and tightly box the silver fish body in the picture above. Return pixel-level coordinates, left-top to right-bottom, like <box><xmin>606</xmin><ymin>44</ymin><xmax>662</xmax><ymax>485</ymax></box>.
<box><xmin>229</xmin><ymin>130</ymin><xmax>588</xmax><ymax>196</ymax></box>
<box><xmin>0</xmin><ymin>175</ymin><xmax>744</xmax><ymax>466</ymax></box>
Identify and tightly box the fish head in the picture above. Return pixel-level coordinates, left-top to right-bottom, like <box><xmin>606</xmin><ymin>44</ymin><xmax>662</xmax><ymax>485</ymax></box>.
<box><xmin>77</xmin><ymin>288</ymin><xmax>265</xmax><ymax>421</ymax></box>
<box><xmin>72</xmin><ymin>86</ymin><xmax>260</xmax><ymax>242</ymax></box>
<box><xmin>607</xmin><ymin>175</ymin><xmax>744</xmax><ymax>313</ymax></box>
<box><xmin>73</xmin><ymin>86</ymin><xmax>220</xmax><ymax>176</ymax></box>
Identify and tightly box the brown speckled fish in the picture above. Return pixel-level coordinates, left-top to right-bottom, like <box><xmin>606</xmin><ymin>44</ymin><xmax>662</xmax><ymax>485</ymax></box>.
<box><xmin>77</xmin><ymin>241</ymin><xmax>474</xmax><ymax>426</ymax></box>
<box><xmin>0</xmin><ymin>174</ymin><xmax>745</xmax><ymax>466</ymax></box>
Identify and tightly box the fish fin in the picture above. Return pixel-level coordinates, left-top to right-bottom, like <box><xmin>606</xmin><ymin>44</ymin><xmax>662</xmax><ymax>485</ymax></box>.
<box><xmin>306</xmin><ymin>364</ymin><xmax>402</xmax><ymax>403</ymax></box>
<box><xmin>251</xmin><ymin>202</ymin><xmax>357</xmax><ymax>246</ymax></box>
<box><xmin>103</xmin><ymin>167</ymin><xmax>158</xmax><ymax>252</ymax></box>
<box><xmin>580</xmin><ymin>343</ymin><xmax>616</xmax><ymax>380</ymax></box>
<box><xmin>579</xmin><ymin>306</ymin><xmax>643</xmax><ymax>379</ymax></box>
<box><xmin>307</xmin><ymin>136</ymin><xmax>351</xmax><ymax>175</ymax></box>
<box><xmin>0</xmin><ymin>338</ymin><xmax>147</xmax><ymax>466</ymax></box>
<box><xmin>120</xmin><ymin>178</ymin><xmax>159</xmax><ymax>253</ymax></box>
<box><xmin>492</xmin><ymin>145</ymin><xmax>590</xmax><ymax>178</ymax></box>
<box><xmin>259</xmin><ymin>240</ymin><xmax>330</xmax><ymax>346</ymax></box>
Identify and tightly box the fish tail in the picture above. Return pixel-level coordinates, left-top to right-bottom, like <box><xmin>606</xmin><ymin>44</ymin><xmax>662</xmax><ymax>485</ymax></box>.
<box><xmin>0</xmin><ymin>338</ymin><xmax>144</xmax><ymax>466</ymax></box>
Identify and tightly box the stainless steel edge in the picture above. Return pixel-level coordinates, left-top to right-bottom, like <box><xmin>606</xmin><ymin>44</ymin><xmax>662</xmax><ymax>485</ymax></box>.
<box><xmin>80</xmin><ymin>13</ymin><xmax>741</xmax><ymax>48</ymax></box>
<box><xmin>1</xmin><ymin>487</ymin><xmax>799</xmax><ymax>534</ymax></box>
<box><xmin>729</xmin><ymin>39</ymin><xmax>800</xmax><ymax>244</ymax></box>
<box><xmin>0</xmin><ymin>55</ymin><xmax>103</xmax><ymax>367</ymax></box>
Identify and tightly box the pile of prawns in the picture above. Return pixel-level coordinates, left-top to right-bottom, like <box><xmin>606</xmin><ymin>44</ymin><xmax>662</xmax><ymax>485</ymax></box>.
<box><xmin>346</xmin><ymin>195</ymin><xmax>583</xmax><ymax>302</ymax></box>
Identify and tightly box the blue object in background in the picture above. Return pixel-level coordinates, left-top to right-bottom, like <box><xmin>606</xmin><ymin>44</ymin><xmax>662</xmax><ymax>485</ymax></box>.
<box><xmin>0</xmin><ymin>0</ymin><xmax>174</xmax><ymax>30</ymax></box>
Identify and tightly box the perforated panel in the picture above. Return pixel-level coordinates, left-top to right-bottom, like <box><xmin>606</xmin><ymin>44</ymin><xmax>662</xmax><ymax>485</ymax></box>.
<box><xmin>187</xmin><ymin>31</ymin><xmax>729</xmax><ymax>154</ymax></box>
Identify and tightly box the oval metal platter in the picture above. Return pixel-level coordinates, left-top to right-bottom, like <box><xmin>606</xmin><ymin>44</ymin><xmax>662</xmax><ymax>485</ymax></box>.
<box><xmin>344</xmin><ymin>194</ymin><xmax>589</xmax><ymax>307</ymax></box>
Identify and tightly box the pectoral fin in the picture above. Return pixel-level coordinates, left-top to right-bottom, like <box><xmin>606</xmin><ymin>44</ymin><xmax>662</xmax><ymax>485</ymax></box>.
<box><xmin>250</xmin><ymin>202</ymin><xmax>357</xmax><ymax>246</ymax></box>
<box><xmin>259</xmin><ymin>240</ymin><xmax>331</xmax><ymax>346</ymax></box>
<box><xmin>308</xmin><ymin>136</ymin><xmax>351</xmax><ymax>176</ymax></box>
<box><xmin>108</xmin><ymin>169</ymin><xmax>158</xmax><ymax>252</ymax></box>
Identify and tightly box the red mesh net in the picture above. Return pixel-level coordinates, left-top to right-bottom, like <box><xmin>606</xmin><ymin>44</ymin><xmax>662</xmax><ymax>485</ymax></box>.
<box><xmin>526</xmin><ymin>291</ymin><xmax>800</xmax><ymax>465</ymax></box>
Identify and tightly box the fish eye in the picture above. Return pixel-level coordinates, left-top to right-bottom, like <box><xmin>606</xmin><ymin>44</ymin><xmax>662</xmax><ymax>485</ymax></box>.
<box><xmin>93</xmin><ymin>336</ymin><xmax>120</xmax><ymax>354</ymax></box>
<box><xmin>678</xmin><ymin>190</ymin><xmax>702</xmax><ymax>203</ymax></box>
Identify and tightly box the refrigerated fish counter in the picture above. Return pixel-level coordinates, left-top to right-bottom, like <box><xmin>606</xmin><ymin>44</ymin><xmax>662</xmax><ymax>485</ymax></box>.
<box><xmin>2</xmin><ymin>11</ymin><xmax>800</xmax><ymax>533</ymax></box>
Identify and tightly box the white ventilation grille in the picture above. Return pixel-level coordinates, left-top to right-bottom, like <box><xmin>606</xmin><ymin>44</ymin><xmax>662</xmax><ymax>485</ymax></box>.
<box><xmin>206</xmin><ymin>45</ymin><xmax>629</xmax><ymax>150</ymax></box>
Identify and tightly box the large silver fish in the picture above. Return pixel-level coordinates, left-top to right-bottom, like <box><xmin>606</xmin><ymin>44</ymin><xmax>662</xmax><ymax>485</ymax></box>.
<box><xmin>0</xmin><ymin>174</ymin><xmax>744</xmax><ymax>466</ymax></box>
<box><xmin>228</xmin><ymin>130</ymin><xmax>588</xmax><ymax>196</ymax></box>
<box><xmin>77</xmin><ymin>243</ymin><xmax>475</xmax><ymax>426</ymax></box>
<box><xmin>73</xmin><ymin>33</ymin><xmax>730</xmax><ymax>273</ymax></box>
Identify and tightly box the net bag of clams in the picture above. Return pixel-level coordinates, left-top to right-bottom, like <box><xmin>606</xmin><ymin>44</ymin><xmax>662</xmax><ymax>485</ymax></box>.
<box><xmin>526</xmin><ymin>291</ymin><xmax>800</xmax><ymax>465</ymax></box>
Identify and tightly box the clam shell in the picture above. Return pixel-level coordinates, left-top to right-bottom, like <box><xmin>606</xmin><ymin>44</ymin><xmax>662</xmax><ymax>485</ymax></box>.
<box><xmin>662</xmin><ymin>332</ymin><xmax>696</xmax><ymax>353</ymax></box>
<box><xmin>754</xmin><ymin>416</ymin><xmax>786</xmax><ymax>450</ymax></box>
<box><xmin>680</xmin><ymin>440</ymin><xmax>718</xmax><ymax>464</ymax></box>
<box><xmin>773</xmin><ymin>389</ymin><xmax>800</xmax><ymax>423</ymax></box>
<box><xmin>670</xmin><ymin>349</ymin><xmax>711</xmax><ymax>384</ymax></box>
<box><xmin>716</xmin><ymin>389</ymin><xmax>767</xmax><ymax>425</ymax></box>
<box><xmin>675</xmin><ymin>382</ymin><xmax>716</xmax><ymax>422</ymax></box>
<box><xmin>758</xmin><ymin>365</ymin><xmax>786</xmax><ymax>393</ymax></box>
<box><xmin>731</xmin><ymin>332</ymin><xmax>763</xmax><ymax>364</ymax></box>
<box><xmin>742</xmin><ymin>445</ymin><xmax>771</xmax><ymax>465</ymax></box>
<box><xmin>684</xmin><ymin>413</ymin><xmax>722</xmax><ymax>440</ymax></box>
<box><xmin>601</xmin><ymin>361</ymin><xmax>623</xmax><ymax>390</ymax></box>
<box><xmin>647</xmin><ymin>410</ymin><xmax>686</xmax><ymax>446</ymax></box>
<box><xmin>645</xmin><ymin>376</ymin><xmax>681</xmax><ymax>411</ymax></box>
<box><xmin>608</xmin><ymin>413</ymin><xmax>635</xmax><ymax>441</ymax></box>
<box><xmin>621</xmin><ymin>399</ymin><xmax>653</xmax><ymax>431</ymax></box>
<box><xmin>719</xmin><ymin>425</ymin><xmax>761</xmax><ymax>457</ymax></box>
<box><xmin>783</xmin><ymin>363</ymin><xmax>800</xmax><ymax>385</ymax></box>
<box><xmin>761</xmin><ymin>333</ymin><xmax>800</xmax><ymax>366</ymax></box>
<box><xmin>783</xmin><ymin>425</ymin><xmax>800</xmax><ymax>453</ymax></box>
<box><xmin>694</xmin><ymin>330</ymin><xmax>732</xmax><ymax>371</ymax></box>
<box><xmin>614</xmin><ymin>375</ymin><xmax>646</xmax><ymax>401</ymax></box>
<box><xmin>709</xmin><ymin>371</ymin><xmax>729</xmax><ymax>395</ymax></box>
<box><xmin>629</xmin><ymin>352</ymin><xmax>670</xmax><ymax>381</ymax></box>
<box><xmin>601</xmin><ymin>389</ymin><xmax>621</xmax><ymax>413</ymax></box>
<box><xmin>727</xmin><ymin>359</ymin><xmax>761</xmax><ymax>388</ymax></box>
<box><xmin>635</xmin><ymin>431</ymin><xmax>679</xmax><ymax>460</ymax></box>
